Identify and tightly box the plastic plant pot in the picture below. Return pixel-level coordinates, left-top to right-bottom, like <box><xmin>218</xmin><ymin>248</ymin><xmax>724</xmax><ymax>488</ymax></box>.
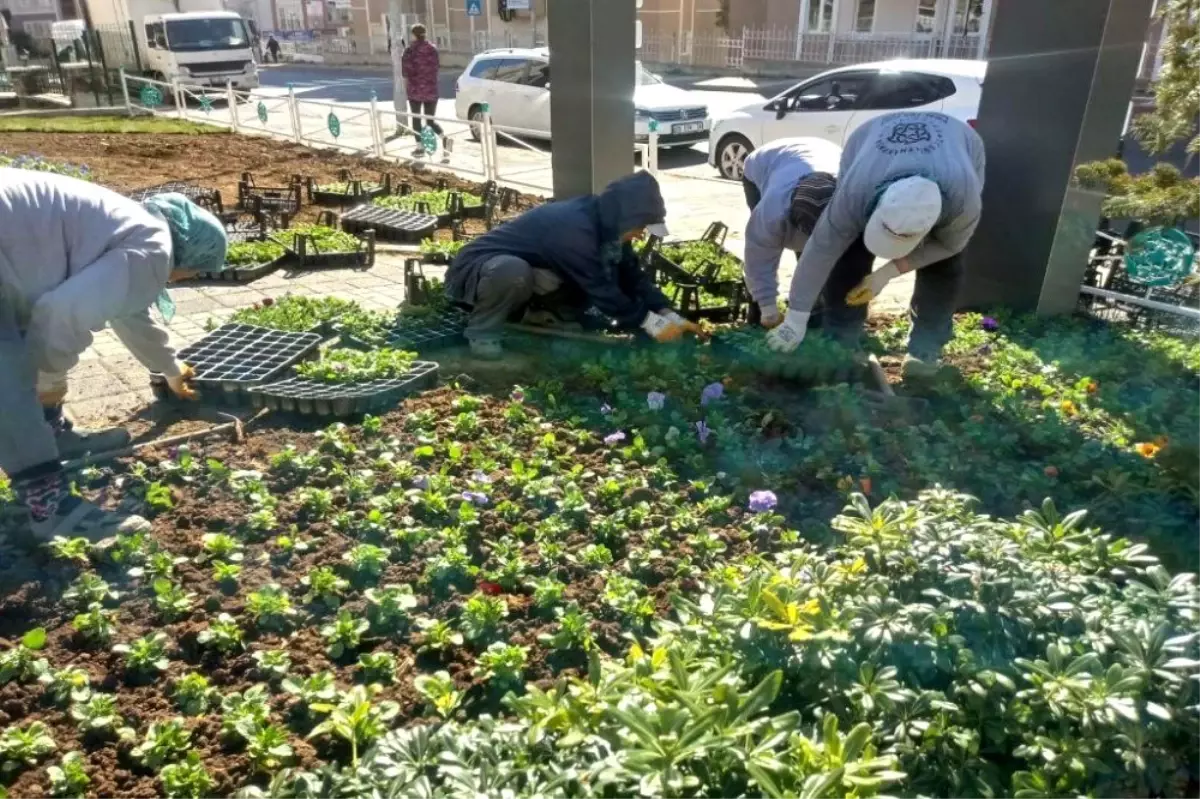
<box><xmin>149</xmin><ymin>323</ymin><xmax>322</xmax><ymax>404</ymax></box>
<box><xmin>282</xmin><ymin>224</ymin><xmax>377</xmax><ymax>270</ymax></box>
<box><xmin>340</xmin><ymin>204</ymin><xmax>438</xmax><ymax>243</ymax></box>
<box><xmin>248</xmin><ymin>361</ymin><xmax>439</xmax><ymax>417</ymax></box>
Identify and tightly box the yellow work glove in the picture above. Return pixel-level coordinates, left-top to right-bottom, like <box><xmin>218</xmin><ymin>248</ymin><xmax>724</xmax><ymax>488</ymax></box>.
<box><xmin>661</xmin><ymin>310</ymin><xmax>704</xmax><ymax>338</ymax></box>
<box><xmin>846</xmin><ymin>261</ymin><xmax>904</xmax><ymax>307</ymax></box>
<box><xmin>642</xmin><ymin>311</ymin><xmax>694</xmax><ymax>343</ymax></box>
<box><xmin>166</xmin><ymin>363</ymin><xmax>199</xmax><ymax>400</ymax></box>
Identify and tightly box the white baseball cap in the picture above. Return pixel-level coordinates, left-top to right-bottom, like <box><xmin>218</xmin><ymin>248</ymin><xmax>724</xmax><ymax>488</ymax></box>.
<box><xmin>645</xmin><ymin>222</ymin><xmax>670</xmax><ymax>238</ymax></box>
<box><xmin>863</xmin><ymin>176</ymin><xmax>942</xmax><ymax>261</ymax></box>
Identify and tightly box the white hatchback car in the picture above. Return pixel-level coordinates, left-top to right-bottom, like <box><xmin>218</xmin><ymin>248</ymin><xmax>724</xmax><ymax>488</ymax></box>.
<box><xmin>708</xmin><ymin>59</ymin><xmax>986</xmax><ymax>179</ymax></box>
<box><xmin>455</xmin><ymin>47</ymin><xmax>711</xmax><ymax>148</ymax></box>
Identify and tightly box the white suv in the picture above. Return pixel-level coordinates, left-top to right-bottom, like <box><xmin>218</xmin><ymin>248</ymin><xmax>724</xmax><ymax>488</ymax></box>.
<box><xmin>455</xmin><ymin>47</ymin><xmax>711</xmax><ymax>149</ymax></box>
<box><xmin>708</xmin><ymin>59</ymin><xmax>986</xmax><ymax>179</ymax></box>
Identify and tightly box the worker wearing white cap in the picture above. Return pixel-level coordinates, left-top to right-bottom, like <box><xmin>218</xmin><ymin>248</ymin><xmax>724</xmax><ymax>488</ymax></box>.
<box><xmin>765</xmin><ymin>111</ymin><xmax>985</xmax><ymax>377</ymax></box>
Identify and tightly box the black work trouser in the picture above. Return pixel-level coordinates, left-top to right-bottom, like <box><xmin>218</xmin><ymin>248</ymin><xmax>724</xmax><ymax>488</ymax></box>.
<box><xmin>408</xmin><ymin>100</ymin><xmax>443</xmax><ymax>140</ymax></box>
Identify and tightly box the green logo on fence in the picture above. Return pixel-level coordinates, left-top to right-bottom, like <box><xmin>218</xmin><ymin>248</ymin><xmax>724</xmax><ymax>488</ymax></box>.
<box><xmin>1124</xmin><ymin>227</ymin><xmax>1197</xmax><ymax>287</ymax></box>
<box><xmin>199</xmin><ymin>94</ymin><xmax>214</xmax><ymax>114</ymax></box>
<box><xmin>139</xmin><ymin>85</ymin><xmax>162</xmax><ymax>107</ymax></box>
<box><xmin>420</xmin><ymin>126</ymin><xmax>438</xmax><ymax>153</ymax></box>
<box><xmin>327</xmin><ymin>112</ymin><xmax>341</xmax><ymax>138</ymax></box>
<box><xmin>257</xmin><ymin>101</ymin><xmax>268</xmax><ymax>123</ymax></box>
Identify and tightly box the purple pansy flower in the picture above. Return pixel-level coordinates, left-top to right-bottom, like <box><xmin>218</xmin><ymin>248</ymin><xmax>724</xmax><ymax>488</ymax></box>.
<box><xmin>700</xmin><ymin>382</ymin><xmax>724</xmax><ymax>406</ymax></box>
<box><xmin>695</xmin><ymin>420</ymin><xmax>711</xmax><ymax>444</ymax></box>
<box><xmin>748</xmin><ymin>490</ymin><xmax>777</xmax><ymax>513</ymax></box>
<box><xmin>647</xmin><ymin>391</ymin><xmax>666</xmax><ymax>411</ymax></box>
<box><xmin>981</xmin><ymin>316</ymin><xmax>999</xmax><ymax>332</ymax></box>
<box><xmin>603</xmin><ymin>431</ymin><xmax>626</xmax><ymax>446</ymax></box>
<box><xmin>510</xmin><ymin>387</ymin><xmax>525</xmax><ymax>402</ymax></box>
<box><xmin>471</xmin><ymin>470</ymin><xmax>492</xmax><ymax>485</ymax></box>
<box><xmin>413</xmin><ymin>475</ymin><xmax>429</xmax><ymax>490</ymax></box>
<box><xmin>461</xmin><ymin>491</ymin><xmax>489</xmax><ymax>506</ymax></box>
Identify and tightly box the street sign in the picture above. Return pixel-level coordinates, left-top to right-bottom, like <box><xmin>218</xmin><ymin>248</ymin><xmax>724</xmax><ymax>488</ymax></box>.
<box><xmin>466</xmin><ymin>0</ymin><xmax>481</xmax><ymax>16</ymax></box>
<box><xmin>507</xmin><ymin>0</ymin><xmax>529</xmax><ymax>7</ymax></box>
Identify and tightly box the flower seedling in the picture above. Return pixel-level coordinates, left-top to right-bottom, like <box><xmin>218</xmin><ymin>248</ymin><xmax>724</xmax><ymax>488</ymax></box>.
<box><xmin>472</xmin><ymin>643</ymin><xmax>528</xmax><ymax>689</ymax></box>
<box><xmin>0</xmin><ymin>720</ymin><xmax>56</xmax><ymax>770</ymax></box>
<box><xmin>70</xmin><ymin>694</ymin><xmax>131</xmax><ymax>739</ymax></box>
<box><xmin>173</xmin><ymin>673</ymin><xmax>218</xmax><ymax>716</ymax></box>
<box><xmin>365</xmin><ymin>584</ymin><xmax>418</xmax><ymax>633</ymax></box>
<box><xmin>252</xmin><ymin>649</ymin><xmax>293</xmax><ymax>682</ymax></box>
<box><xmin>46</xmin><ymin>750</ymin><xmax>90</xmax><ymax>797</ymax></box>
<box><xmin>243</xmin><ymin>723</ymin><xmax>293</xmax><ymax>773</ymax></box>
<box><xmin>153</xmin><ymin>578</ymin><xmax>195</xmax><ymax>622</ymax></box>
<box><xmin>538</xmin><ymin>604</ymin><xmax>595</xmax><ymax>651</ymax></box>
<box><xmin>302</xmin><ymin>566</ymin><xmax>350</xmax><ymax>609</ymax></box>
<box><xmin>197</xmin><ymin>613</ymin><xmax>244</xmax><ymax>654</ymax></box>
<box><xmin>144</xmin><ymin>481</ymin><xmax>174</xmax><ymax>512</ymax></box>
<box><xmin>307</xmin><ymin>685</ymin><xmax>399</xmax><ymax>767</ymax></box>
<box><xmin>211</xmin><ymin>560</ymin><xmax>243</xmax><ymax>586</ymax></box>
<box><xmin>72</xmin><ymin>603</ymin><xmax>116</xmax><ymax>646</ymax></box>
<box><xmin>222</xmin><ymin>685</ymin><xmax>271</xmax><ymax>740</ymax></box>
<box><xmin>294</xmin><ymin>347</ymin><xmax>418</xmax><ymax>384</ymax></box>
<box><xmin>282</xmin><ymin>671</ymin><xmax>338</xmax><ymax>711</ymax></box>
<box><xmin>39</xmin><ymin>666</ymin><xmax>91</xmax><ymax>705</ymax></box>
<box><xmin>226</xmin><ymin>238</ymin><xmax>286</xmax><ymax>267</ymax></box>
<box><xmin>460</xmin><ymin>593</ymin><xmax>508</xmax><ymax>642</ymax></box>
<box><xmin>321</xmin><ymin>610</ymin><xmax>369</xmax><ymax>659</ymax></box>
<box><xmin>413</xmin><ymin>671</ymin><xmax>463</xmax><ymax>719</ymax></box>
<box><xmin>0</xmin><ymin>628</ymin><xmax>48</xmax><ymax>684</ymax></box>
<box><xmin>415</xmin><ymin>617</ymin><xmax>463</xmax><ymax>653</ymax></box>
<box><xmin>113</xmin><ymin>631</ymin><xmax>171</xmax><ymax>677</ymax></box>
<box><xmin>356</xmin><ymin>651</ymin><xmax>398</xmax><ymax>684</ymax></box>
<box><xmin>63</xmin><ymin>573</ymin><xmax>118</xmax><ymax>608</ymax></box>
<box><xmin>159</xmin><ymin>751</ymin><xmax>214</xmax><ymax>799</ymax></box>
<box><xmin>246</xmin><ymin>584</ymin><xmax>298</xmax><ymax>632</ymax></box>
<box><xmin>48</xmin><ymin>536</ymin><xmax>92</xmax><ymax>565</ymax></box>
<box><xmin>344</xmin><ymin>543</ymin><xmax>391</xmax><ymax>581</ymax></box>
<box><xmin>200</xmin><ymin>532</ymin><xmax>244</xmax><ymax>563</ymax></box>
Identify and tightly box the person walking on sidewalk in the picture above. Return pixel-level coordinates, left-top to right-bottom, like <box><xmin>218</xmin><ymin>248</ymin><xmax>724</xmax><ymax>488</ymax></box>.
<box><xmin>401</xmin><ymin>23</ymin><xmax>443</xmax><ymax>157</ymax></box>
<box><xmin>764</xmin><ymin>111</ymin><xmax>985</xmax><ymax>378</ymax></box>
<box><xmin>0</xmin><ymin>168</ymin><xmax>227</xmax><ymax>543</ymax></box>
<box><xmin>265</xmin><ymin>35</ymin><xmax>280</xmax><ymax>63</ymax></box>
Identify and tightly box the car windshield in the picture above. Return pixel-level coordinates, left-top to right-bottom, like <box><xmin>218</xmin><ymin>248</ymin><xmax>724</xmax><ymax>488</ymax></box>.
<box><xmin>636</xmin><ymin>63</ymin><xmax>662</xmax><ymax>86</ymax></box>
<box><xmin>164</xmin><ymin>18</ymin><xmax>249</xmax><ymax>52</ymax></box>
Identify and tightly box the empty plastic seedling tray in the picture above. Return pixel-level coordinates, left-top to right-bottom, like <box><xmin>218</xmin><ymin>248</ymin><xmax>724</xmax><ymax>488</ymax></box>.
<box><xmin>150</xmin><ymin>323</ymin><xmax>322</xmax><ymax>404</ymax></box>
<box><xmin>341</xmin><ymin>204</ymin><xmax>437</xmax><ymax>243</ymax></box>
<box><xmin>237</xmin><ymin>172</ymin><xmax>303</xmax><ymax>215</ymax></box>
<box><xmin>307</xmin><ymin>172</ymin><xmax>393</xmax><ymax>207</ymax></box>
<box><xmin>128</xmin><ymin>182</ymin><xmax>221</xmax><ymax>205</ymax></box>
<box><xmin>249</xmin><ymin>361</ymin><xmax>439</xmax><ymax>417</ymax></box>
<box><xmin>340</xmin><ymin>309</ymin><xmax>467</xmax><ymax>353</ymax></box>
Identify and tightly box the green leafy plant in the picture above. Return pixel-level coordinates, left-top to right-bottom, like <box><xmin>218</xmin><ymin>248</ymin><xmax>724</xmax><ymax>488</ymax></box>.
<box><xmin>113</xmin><ymin>631</ymin><xmax>171</xmax><ymax>676</ymax></box>
<box><xmin>63</xmin><ymin>573</ymin><xmax>118</xmax><ymax>608</ymax></box>
<box><xmin>173</xmin><ymin>673</ymin><xmax>218</xmax><ymax>716</ymax></box>
<box><xmin>0</xmin><ymin>721</ymin><xmax>56</xmax><ymax>770</ymax></box>
<box><xmin>0</xmin><ymin>628</ymin><xmax>48</xmax><ymax>684</ymax></box>
<box><xmin>459</xmin><ymin>593</ymin><xmax>508</xmax><ymax>642</ymax></box>
<box><xmin>412</xmin><ymin>671</ymin><xmax>463</xmax><ymax>719</ymax></box>
<box><xmin>415</xmin><ymin>616</ymin><xmax>463</xmax><ymax>653</ymax></box>
<box><xmin>243</xmin><ymin>723</ymin><xmax>294</xmax><ymax>773</ymax></box>
<box><xmin>343</xmin><ymin>543</ymin><xmax>391</xmax><ymax>580</ymax></box>
<box><xmin>282</xmin><ymin>670</ymin><xmax>338</xmax><ymax>710</ymax></box>
<box><xmin>246</xmin><ymin>584</ymin><xmax>298</xmax><ymax>632</ymax></box>
<box><xmin>132</xmin><ymin>718</ymin><xmax>191</xmax><ymax>768</ymax></box>
<box><xmin>472</xmin><ymin>642</ymin><xmax>527</xmax><ymax>689</ymax></box>
<box><xmin>225</xmin><ymin>238</ymin><xmax>286</xmax><ymax>267</ymax></box>
<box><xmin>197</xmin><ymin>613</ymin><xmax>244</xmax><ymax>654</ymax></box>
<box><xmin>302</xmin><ymin>565</ymin><xmax>349</xmax><ymax>608</ymax></box>
<box><xmin>295</xmin><ymin>347</ymin><xmax>418</xmax><ymax>384</ymax></box>
<box><xmin>153</xmin><ymin>578</ymin><xmax>194</xmax><ymax>622</ymax></box>
<box><xmin>253</xmin><ymin>649</ymin><xmax>293</xmax><ymax>682</ymax></box>
<box><xmin>39</xmin><ymin>666</ymin><xmax>91</xmax><ymax>705</ymax></box>
<box><xmin>308</xmin><ymin>685</ymin><xmax>399</xmax><ymax>767</ymax></box>
<box><xmin>357</xmin><ymin>651</ymin><xmax>398</xmax><ymax>684</ymax></box>
<box><xmin>321</xmin><ymin>610</ymin><xmax>369</xmax><ymax>659</ymax></box>
<box><xmin>227</xmin><ymin>294</ymin><xmax>359</xmax><ymax>332</ymax></box>
<box><xmin>48</xmin><ymin>536</ymin><xmax>92</xmax><ymax>565</ymax></box>
<box><xmin>69</xmin><ymin>693</ymin><xmax>130</xmax><ymax>738</ymax></box>
<box><xmin>71</xmin><ymin>603</ymin><xmax>116</xmax><ymax>646</ymax></box>
<box><xmin>374</xmin><ymin>189</ymin><xmax>481</xmax><ymax>215</ymax></box>
<box><xmin>281</xmin><ymin>224</ymin><xmax>361</xmax><ymax>254</ymax></box>
<box><xmin>418</xmin><ymin>238</ymin><xmax>467</xmax><ymax>261</ymax></box>
<box><xmin>365</xmin><ymin>584</ymin><xmax>418</xmax><ymax>632</ymax></box>
<box><xmin>159</xmin><ymin>751</ymin><xmax>214</xmax><ymax>798</ymax></box>
<box><xmin>46</xmin><ymin>751</ymin><xmax>90</xmax><ymax>798</ymax></box>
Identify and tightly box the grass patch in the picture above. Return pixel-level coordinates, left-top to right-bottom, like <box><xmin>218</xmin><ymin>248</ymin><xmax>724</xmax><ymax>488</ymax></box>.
<box><xmin>0</xmin><ymin>115</ymin><xmax>225</xmax><ymax>134</ymax></box>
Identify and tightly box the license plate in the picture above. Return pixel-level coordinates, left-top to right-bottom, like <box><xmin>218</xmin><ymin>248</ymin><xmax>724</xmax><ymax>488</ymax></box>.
<box><xmin>672</xmin><ymin>121</ymin><xmax>704</xmax><ymax>134</ymax></box>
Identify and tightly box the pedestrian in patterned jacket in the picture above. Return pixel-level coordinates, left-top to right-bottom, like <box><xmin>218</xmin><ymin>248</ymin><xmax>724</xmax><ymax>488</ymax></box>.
<box><xmin>401</xmin><ymin>24</ymin><xmax>444</xmax><ymax>157</ymax></box>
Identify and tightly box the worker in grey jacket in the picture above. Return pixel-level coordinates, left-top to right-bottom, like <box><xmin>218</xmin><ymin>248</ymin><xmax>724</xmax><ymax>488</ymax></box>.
<box><xmin>1</xmin><ymin>169</ymin><xmax>227</xmax><ymax>542</ymax></box>
<box><xmin>740</xmin><ymin>137</ymin><xmax>872</xmax><ymax>333</ymax></box>
<box><xmin>766</xmin><ymin>112</ymin><xmax>986</xmax><ymax>375</ymax></box>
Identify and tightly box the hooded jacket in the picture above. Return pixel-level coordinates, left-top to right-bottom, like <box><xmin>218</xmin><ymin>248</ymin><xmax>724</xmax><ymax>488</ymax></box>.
<box><xmin>0</xmin><ymin>168</ymin><xmax>183</xmax><ymax>378</ymax></box>
<box><xmin>447</xmin><ymin>171</ymin><xmax>670</xmax><ymax>328</ymax></box>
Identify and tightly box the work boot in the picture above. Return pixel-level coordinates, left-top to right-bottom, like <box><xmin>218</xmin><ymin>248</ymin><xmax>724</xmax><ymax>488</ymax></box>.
<box><xmin>45</xmin><ymin>406</ymin><xmax>131</xmax><ymax>460</ymax></box>
<box><xmin>440</xmin><ymin>137</ymin><xmax>453</xmax><ymax>164</ymax></box>
<box><xmin>901</xmin><ymin>353</ymin><xmax>941</xmax><ymax>381</ymax></box>
<box><xmin>411</xmin><ymin>145</ymin><xmax>427</xmax><ymax>159</ymax></box>
<box><xmin>468</xmin><ymin>338</ymin><xmax>504</xmax><ymax>360</ymax></box>
<box><xmin>16</xmin><ymin>471</ymin><xmax>149</xmax><ymax>545</ymax></box>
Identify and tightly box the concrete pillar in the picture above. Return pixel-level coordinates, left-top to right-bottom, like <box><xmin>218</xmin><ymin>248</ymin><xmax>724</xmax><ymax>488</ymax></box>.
<box><xmin>548</xmin><ymin>0</ymin><xmax>635</xmax><ymax>198</ymax></box>
<box><xmin>961</xmin><ymin>0</ymin><xmax>1152</xmax><ymax>313</ymax></box>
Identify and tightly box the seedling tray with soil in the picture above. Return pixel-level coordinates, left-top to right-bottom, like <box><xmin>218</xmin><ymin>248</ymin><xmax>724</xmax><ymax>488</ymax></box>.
<box><xmin>713</xmin><ymin>327</ymin><xmax>863</xmax><ymax>385</ymax></box>
<box><xmin>373</xmin><ymin>188</ymin><xmax>481</xmax><ymax>228</ymax></box>
<box><xmin>280</xmin><ymin>216</ymin><xmax>376</xmax><ymax>270</ymax></box>
<box><xmin>341</xmin><ymin>204</ymin><xmax>437</xmax><ymax>243</ymax></box>
<box><xmin>306</xmin><ymin>170</ymin><xmax>393</xmax><ymax>206</ymax></box>
<box><xmin>186</xmin><ymin>237</ymin><xmax>291</xmax><ymax>283</ymax></box>
<box><xmin>150</xmin><ymin>323</ymin><xmax>321</xmax><ymax>404</ymax></box>
<box><xmin>644</xmin><ymin>222</ymin><xmax>743</xmax><ymax>289</ymax></box>
<box><xmin>666</xmin><ymin>277</ymin><xmax>749</xmax><ymax>324</ymax></box>
<box><xmin>418</xmin><ymin>237</ymin><xmax>467</xmax><ymax>265</ymax></box>
<box><xmin>237</xmin><ymin>171</ymin><xmax>303</xmax><ymax>216</ymax></box>
<box><xmin>249</xmin><ymin>361</ymin><xmax>439</xmax><ymax>417</ymax></box>
<box><xmin>340</xmin><ymin>308</ymin><xmax>467</xmax><ymax>353</ymax></box>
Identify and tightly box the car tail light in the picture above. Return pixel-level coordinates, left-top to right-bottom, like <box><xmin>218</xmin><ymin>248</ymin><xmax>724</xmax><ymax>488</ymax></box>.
<box><xmin>967</xmin><ymin>118</ymin><xmax>978</xmax><ymax>129</ymax></box>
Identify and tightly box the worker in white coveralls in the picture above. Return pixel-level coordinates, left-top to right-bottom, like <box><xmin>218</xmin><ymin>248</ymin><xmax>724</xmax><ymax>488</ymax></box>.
<box><xmin>764</xmin><ymin>111</ymin><xmax>986</xmax><ymax>378</ymax></box>
<box><xmin>0</xmin><ymin>168</ymin><xmax>228</xmax><ymax>542</ymax></box>
<box><xmin>740</xmin><ymin>137</ymin><xmax>874</xmax><ymax>341</ymax></box>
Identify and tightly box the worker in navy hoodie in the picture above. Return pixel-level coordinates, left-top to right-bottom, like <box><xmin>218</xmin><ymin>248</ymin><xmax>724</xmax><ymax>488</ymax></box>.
<box><xmin>446</xmin><ymin>171</ymin><xmax>700</xmax><ymax>358</ymax></box>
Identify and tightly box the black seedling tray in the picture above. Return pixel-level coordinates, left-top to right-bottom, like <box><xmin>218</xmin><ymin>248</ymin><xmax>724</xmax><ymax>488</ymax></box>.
<box><xmin>238</xmin><ymin>172</ymin><xmax>303</xmax><ymax>216</ymax></box>
<box><xmin>341</xmin><ymin>308</ymin><xmax>467</xmax><ymax>353</ymax></box>
<box><xmin>307</xmin><ymin>171</ymin><xmax>393</xmax><ymax>207</ymax></box>
<box><xmin>185</xmin><ymin>254</ymin><xmax>290</xmax><ymax>284</ymax></box>
<box><xmin>341</xmin><ymin>204</ymin><xmax>437</xmax><ymax>243</ymax></box>
<box><xmin>249</xmin><ymin>361</ymin><xmax>439</xmax><ymax>417</ymax></box>
<box><xmin>128</xmin><ymin>182</ymin><xmax>221</xmax><ymax>206</ymax></box>
<box><xmin>644</xmin><ymin>222</ymin><xmax>742</xmax><ymax>289</ymax></box>
<box><xmin>282</xmin><ymin>228</ymin><xmax>376</xmax><ymax>270</ymax></box>
<box><xmin>150</xmin><ymin>323</ymin><xmax>321</xmax><ymax>404</ymax></box>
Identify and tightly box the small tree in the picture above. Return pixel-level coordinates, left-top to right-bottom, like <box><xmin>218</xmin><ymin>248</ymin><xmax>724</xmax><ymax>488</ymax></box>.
<box><xmin>1075</xmin><ymin>0</ymin><xmax>1199</xmax><ymax>226</ymax></box>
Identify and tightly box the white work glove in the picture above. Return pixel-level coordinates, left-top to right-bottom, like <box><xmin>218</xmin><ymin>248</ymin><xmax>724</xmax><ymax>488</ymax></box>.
<box><xmin>846</xmin><ymin>260</ymin><xmax>904</xmax><ymax>307</ymax></box>
<box><xmin>758</xmin><ymin>303</ymin><xmax>783</xmax><ymax>329</ymax></box>
<box><xmin>766</xmin><ymin>309</ymin><xmax>811</xmax><ymax>353</ymax></box>
<box><xmin>166</xmin><ymin>363</ymin><xmax>199</xmax><ymax>400</ymax></box>
<box><xmin>642</xmin><ymin>310</ymin><xmax>700</xmax><ymax>343</ymax></box>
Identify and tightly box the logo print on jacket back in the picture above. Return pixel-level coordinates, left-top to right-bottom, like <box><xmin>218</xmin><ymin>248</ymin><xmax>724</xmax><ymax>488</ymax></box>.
<box><xmin>874</xmin><ymin>114</ymin><xmax>946</xmax><ymax>157</ymax></box>
<box><xmin>887</xmin><ymin>123</ymin><xmax>931</xmax><ymax>146</ymax></box>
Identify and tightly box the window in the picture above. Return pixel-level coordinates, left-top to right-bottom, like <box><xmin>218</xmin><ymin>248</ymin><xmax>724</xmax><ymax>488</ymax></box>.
<box><xmin>854</xmin><ymin>0</ymin><xmax>875</xmax><ymax>33</ymax></box>
<box><xmin>788</xmin><ymin>73</ymin><xmax>871</xmax><ymax>112</ymax></box>
<box><xmin>164</xmin><ymin>18</ymin><xmax>249</xmax><ymax>51</ymax></box>
<box><xmin>469</xmin><ymin>57</ymin><xmax>501</xmax><ymax>79</ymax></box>
<box><xmin>145</xmin><ymin>21</ymin><xmax>165</xmax><ymax>48</ymax></box>
<box><xmin>862</xmin><ymin>73</ymin><xmax>956</xmax><ymax>110</ymax></box>
<box><xmin>806</xmin><ymin>0</ymin><xmax>833</xmax><ymax>33</ymax></box>
<box><xmin>490</xmin><ymin>59</ymin><xmax>529</xmax><ymax>83</ymax></box>
<box><xmin>915</xmin><ymin>0</ymin><xmax>937</xmax><ymax>33</ymax></box>
<box><xmin>521</xmin><ymin>61</ymin><xmax>549</xmax><ymax>88</ymax></box>
<box><xmin>954</xmin><ymin>0</ymin><xmax>984</xmax><ymax>34</ymax></box>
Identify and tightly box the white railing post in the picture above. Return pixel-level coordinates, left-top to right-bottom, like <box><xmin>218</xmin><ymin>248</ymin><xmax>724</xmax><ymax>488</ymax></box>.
<box><xmin>287</xmin><ymin>83</ymin><xmax>302</xmax><ymax>144</ymax></box>
<box><xmin>369</xmin><ymin>91</ymin><xmax>383</xmax><ymax>157</ymax></box>
<box><xmin>480</xmin><ymin>104</ymin><xmax>496</xmax><ymax>181</ymax></box>
<box><xmin>119</xmin><ymin>68</ymin><xmax>132</xmax><ymax>116</ymax></box>
<box><xmin>226</xmin><ymin>80</ymin><xmax>240</xmax><ymax>133</ymax></box>
<box><xmin>648</xmin><ymin>128</ymin><xmax>659</xmax><ymax>174</ymax></box>
<box><xmin>173</xmin><ymin>80</ymin><xmax>186</xmax><ymax>119</ymax></box>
